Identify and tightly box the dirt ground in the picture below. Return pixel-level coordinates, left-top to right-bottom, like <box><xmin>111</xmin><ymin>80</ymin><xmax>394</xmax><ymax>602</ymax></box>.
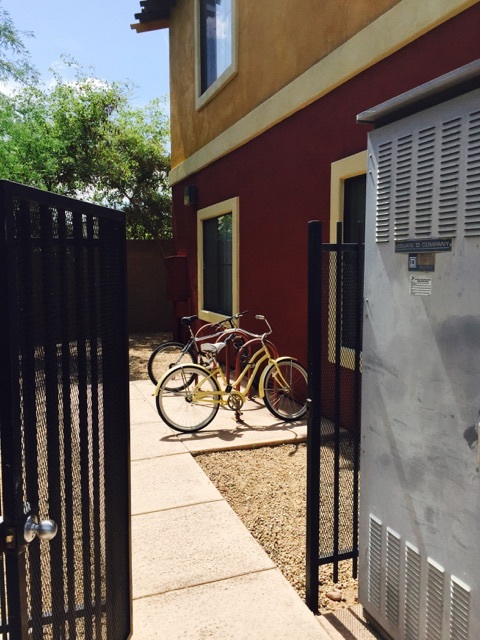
<box><xmin>128</xmin><ymin>332</ymin><xmax>171</xmax><ymax>381</ymax></box>
<box><xmin>128</xmin><ymin>333</ymin><xmax>359</xmax><ymax>615</ymax></box>
<box><xmin>196</xmin><ymin>446</ymin><xmax>359</xmax><ymax>615</ymax></box>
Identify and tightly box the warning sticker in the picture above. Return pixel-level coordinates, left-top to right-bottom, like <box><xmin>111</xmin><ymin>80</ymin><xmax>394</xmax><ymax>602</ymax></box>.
<box><xmin>410</xmin><ymin>275</ymin><xmax>432</xmax><ymax>296</ymax></box>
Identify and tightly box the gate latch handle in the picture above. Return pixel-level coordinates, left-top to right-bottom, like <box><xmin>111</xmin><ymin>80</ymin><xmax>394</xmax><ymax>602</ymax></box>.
<box><xmin>24</xmin><ymin>515</ymin><xmax>58</xmax><ymax>544</ymax></box>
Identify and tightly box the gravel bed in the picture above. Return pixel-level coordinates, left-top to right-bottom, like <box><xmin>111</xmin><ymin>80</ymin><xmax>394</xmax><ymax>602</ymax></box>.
<box><xmin>195</xmin><ymin>443</ymin><xmax>359</xmax><ymax>615</ymax></box>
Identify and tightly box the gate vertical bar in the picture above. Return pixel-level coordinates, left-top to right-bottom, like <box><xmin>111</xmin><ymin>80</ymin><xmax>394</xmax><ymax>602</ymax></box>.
<box><xmin>0</xmin><ymin>562</ymin><xmax>6</xmax><ymax>639</ymax></box>
<box><xmin>40</xmin><ymin>203</ymin><xmax>66</xmax><ymax>638</ymax></box>
<box><xmin>0</xmin><ymin>184</ymin><xmax>14</xmax><ymax>638</ymax></box>
<box><xmin>56</xmin><ymin>209</ymin><xmax>78</xmax><ymax>638</ymax></box>
<box><xmin>0</xmin><ymin>190</ymin><xmax>9</xmax><ymax>635</ymax></box>
<box><xmin>16</xmin><ymin>197</ymin><xmax>42</xmax><ymax>639</ymax></box>
<box><xmin>352</xmin><ymin>227</ymin><xmax>364</xmax><ymax>578</ymax></box>
<box><xmin>73</xmin><ymin>211</ymin><xmax>94</xmax><ymax>639</ymax></box>
<box><xmin>86</xmin><ymin>215</ymin><xmax>103</xmax><ymax>638</ymax></box>
<box><xmin>0</xmin><ymin>187</ymin><xmax>30</xmax><ymax>639</ymax></box>
<box><xmin>100</xmin><ymin>215</ymin><xmax>132</xmax><ymax>639</ymax></box>
<box><xmin>332</xmin><ymin>221</ymin><xmax>343</xmax><ymax>583</ymax></box>
<box><xmin>306</xmin><ymin>220</ymin><xmax>323</xmax><ymax>613</ymax></box>
<box><xmin>19</xmin><ymin>201</ymin><xmax>44</xmax><ymax>640</ymax></box>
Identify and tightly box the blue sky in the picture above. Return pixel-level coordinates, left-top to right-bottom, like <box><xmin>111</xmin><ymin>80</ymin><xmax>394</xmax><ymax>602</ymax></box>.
<box><xmin>2</xmin><ymin>0</ymin><xmax>170</xmax><ymax>105</ymax></box>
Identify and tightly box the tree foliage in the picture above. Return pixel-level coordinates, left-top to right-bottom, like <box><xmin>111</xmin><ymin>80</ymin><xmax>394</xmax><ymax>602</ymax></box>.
<box><xmin>0</xmin><ymin>3</ymin><xmax>37</xmax><ymax>84</ymax></box>
<box><xmin>0</xmin><ymin>54</ymin><xmax>172</xmax><ymax>239</ymax></box>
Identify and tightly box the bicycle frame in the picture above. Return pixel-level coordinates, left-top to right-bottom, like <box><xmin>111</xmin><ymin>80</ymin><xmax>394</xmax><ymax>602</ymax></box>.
<box><xmin>158</xmin><ymin>340</ymin><xmax>298</xmax><ymax>409</ymax></box>
<box><xmin>186</xmin><ymin>312</ymin><xmax>250</xmax><ymax>361</ymax></box>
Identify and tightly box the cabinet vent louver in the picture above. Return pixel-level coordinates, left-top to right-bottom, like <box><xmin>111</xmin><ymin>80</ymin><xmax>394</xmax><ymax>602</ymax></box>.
<box><xmin>385</xmin><ymin>529</ymin><xmax>400</xmax><ymax>626</ymax></box>
<box><xmin>450</xmin><ymin>576</ymin><xmax>470</xmax><ymax>640</ymax></box>
<box><xmin>368</xmin><ymin>515</ymin><xmax>382</xmax><ymax>610</ymax></box>
<box><xmin>404</xmin><ymin>543</ymin><xmax>421</xmax><ymax>640</ymax></box>
<box><xmin>376</xmin><ymin>142</ymin><xmax>392</xmax><ymax>242</ymax></box>
<box><xmin>438</xmin><ymin>117</ymin><xmax>461</xmax><ymax>236</ymax></box>
<box><xmin>415</xmin><ymin>126</ymin><xmax>435</xmax><ymax>237</ymax></box>
<box><xmin>394</xmin><ymin>134</ymin><xmax>412</xmax><ymax>239</ymax></box>
<box><xmin>426</xmin><ymin>559</ymin><xmax>445</xmax><ymax>640</ymax></box>
<box><xmin>373</xmin><ymin>95</ymin><xmax>480</xmax><ymax>242</ymax></box>
<box><xmin>465</xmin><ymin>109</ymin><xmax>480</xmax><ymax>236</ymax></box>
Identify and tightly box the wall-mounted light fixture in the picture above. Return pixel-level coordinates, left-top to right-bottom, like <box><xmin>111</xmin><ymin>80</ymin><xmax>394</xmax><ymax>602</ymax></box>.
<box><xmin>183</xmin><ymin>185</ymin><xmax>198</xmax><ymax>207</ymax></box>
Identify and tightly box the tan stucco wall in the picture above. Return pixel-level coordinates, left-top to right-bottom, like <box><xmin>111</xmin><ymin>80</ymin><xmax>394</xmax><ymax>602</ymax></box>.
<box><xmin>168</xmin><ymin>0</ymin><xmax>402</xmax><ymax>167</ymax></box>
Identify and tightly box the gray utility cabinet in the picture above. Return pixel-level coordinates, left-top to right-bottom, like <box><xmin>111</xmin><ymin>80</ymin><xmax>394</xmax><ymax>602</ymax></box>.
<box><xmin>357</xmin><ymin>61</ymin><xmax>480</xmax><ymax>640</ymax></box>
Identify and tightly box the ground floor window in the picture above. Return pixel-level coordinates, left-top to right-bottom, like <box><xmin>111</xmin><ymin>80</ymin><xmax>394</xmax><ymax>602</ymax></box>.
<box><xmin>197</xmin><ymin>197</ymin><xmax>239</xmax><ymax>323</ymax></box>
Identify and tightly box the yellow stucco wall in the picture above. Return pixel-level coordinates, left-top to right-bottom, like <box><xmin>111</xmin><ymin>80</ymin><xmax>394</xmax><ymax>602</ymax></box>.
<box><xmin>168</xmin><ymin>0</ymin><xmax>403</xmax><ymax>167</ymax></box>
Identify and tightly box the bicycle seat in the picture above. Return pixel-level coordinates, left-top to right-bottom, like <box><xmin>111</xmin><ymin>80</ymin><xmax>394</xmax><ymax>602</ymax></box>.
<box><xmin>180</xmin><ymin>315</ymin><xmax>198</xmax><ymax>326</ymax></box>
<box><xmin>200</xmin><ymin>342</ymin><xmax>226</xmax><ymax>355</ymax></box>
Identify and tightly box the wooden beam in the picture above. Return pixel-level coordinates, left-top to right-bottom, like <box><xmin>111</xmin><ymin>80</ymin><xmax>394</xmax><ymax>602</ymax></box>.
<box><xmin>130</xmin><ymin>19</ymin><xmax>170</xmax><ymax>33</ymax></box>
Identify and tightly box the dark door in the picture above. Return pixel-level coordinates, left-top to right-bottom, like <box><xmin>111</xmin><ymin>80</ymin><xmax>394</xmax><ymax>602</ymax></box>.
<box><xmin>0</xmin><ymin>181</ymin><xmax>131</xmax><ymax>639</ymax></box>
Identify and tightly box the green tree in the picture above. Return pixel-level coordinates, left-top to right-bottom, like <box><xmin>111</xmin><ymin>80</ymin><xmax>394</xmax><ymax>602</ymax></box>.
<box><xmin>0</xmin><ymin>2</ymin><xmax>37</xmax><ymax>84</ymax></box>
<box><xmin>0</xmin><ymin>58</ymin><xmax>172</xmax><ymax>239</ymax></box>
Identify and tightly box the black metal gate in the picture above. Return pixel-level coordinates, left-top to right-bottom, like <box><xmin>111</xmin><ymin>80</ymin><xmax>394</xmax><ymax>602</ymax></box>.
<box><xmin>0</xmin><ymin>181</ymin><xmax>131</xmax><ymax>639</ymax></box>
<box><xmin>306</xmin><ymin>220</ymin><xmax>363</xmax><ymax>613</ymax></box>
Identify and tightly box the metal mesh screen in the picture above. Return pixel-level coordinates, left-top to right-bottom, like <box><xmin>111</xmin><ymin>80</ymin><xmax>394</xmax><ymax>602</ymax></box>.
<box><xmin>306</xmin><ymin>221</ymin><xmax>363</xmax><ymax>610</ymax></box>
<box><xmin>318</xmin><ymin>249</ymin><xmax>361</xmax><ymax>566</ymax></box>
<box><xmin>0</xmin><ymin>182</ymin><xmax>130</xmax><ymax>639</ymax></box>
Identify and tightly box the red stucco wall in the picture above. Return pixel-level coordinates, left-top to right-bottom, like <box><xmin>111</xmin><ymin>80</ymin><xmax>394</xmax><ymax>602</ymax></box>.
<box><xmin>171</xmin><ymin>3</ymin><xmax>480</xmax><ymax>365</ymax></box>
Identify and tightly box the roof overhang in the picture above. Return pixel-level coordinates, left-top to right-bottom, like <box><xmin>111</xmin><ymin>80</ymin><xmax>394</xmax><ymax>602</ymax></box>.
<box><xmin>357</xmin><ymin>59</ymin><xmax>480</xmax><ymax>128</ymax></box>
<box><xmin>131</xmin><ymin>0</ymin><xmax>176</xmax><ymax>33</ymax></box>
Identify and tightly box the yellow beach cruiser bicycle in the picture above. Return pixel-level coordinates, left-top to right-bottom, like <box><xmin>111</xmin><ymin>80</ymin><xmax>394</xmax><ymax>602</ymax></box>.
<box><xmin>154</xmin><ymin>315</ymin><xmax>308</xmax><ymax>433</ymax></box>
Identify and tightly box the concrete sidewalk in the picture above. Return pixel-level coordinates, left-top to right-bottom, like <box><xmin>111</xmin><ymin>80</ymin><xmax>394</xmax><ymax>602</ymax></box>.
<box><xmin>129</xmin><ymin>379</ymin><xmax>331</xmax><ymax>639</ymax></box>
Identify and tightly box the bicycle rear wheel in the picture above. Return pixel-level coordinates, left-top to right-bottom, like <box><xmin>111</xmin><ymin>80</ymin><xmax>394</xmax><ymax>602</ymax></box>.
<box><xmin>156</xmin><ymin>364</ymin><xmax>220</xmax><ymax>432</ymax></box>
<box><xmin>263</xmin><ymin>359</ymin><xmax>308</xmax><ymax>421</ymax></box>
<box><xmin>148</xmin><ymin>341</ymin><xmax>196</xmax><ymax>385</ymax></box>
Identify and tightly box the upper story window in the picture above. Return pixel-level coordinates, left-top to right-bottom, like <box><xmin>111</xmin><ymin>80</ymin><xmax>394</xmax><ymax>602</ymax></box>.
<box><xmin>195</xmin><ymin>0</ymin><xmax>238</xmax><ymax>109</ymax></box>
<box><xmin>200</xmin><ymin>0</ymin><xmax>232</xmax><ymax>92</ymax></box>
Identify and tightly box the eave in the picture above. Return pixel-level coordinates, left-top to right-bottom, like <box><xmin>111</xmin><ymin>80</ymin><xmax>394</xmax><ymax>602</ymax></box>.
<box><xmin>131</xmin><ymin>0</ymin><xmax>175</xmax><ymax>33</ymax></box>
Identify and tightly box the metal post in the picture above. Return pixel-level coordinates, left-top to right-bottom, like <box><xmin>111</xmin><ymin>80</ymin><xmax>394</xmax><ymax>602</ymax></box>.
<box><xmin>0</xmin><ymin>184</ymin><xmax>31</xmax><ymax>640</ymax></box>
<box><xmin>305</xmin><ymin>220</ymin><xmax>323</xmax><ymax>613</ymax></box>
<box><xmin>101</xmin><ymin>215</ymin><xmax>132</xmax><ymax>639</ymax></box>
<box><xmin>57</xmin><ymin>209</ymin><xmax>77</xmax><ymax>637</ymax></box>
<box><xmin>352</xmin><ymin>224</ymin><xmax>364</xmax><ymax>578</ymax></box>
<box><xmin>332</xmin><ymin>221</ymin><xmax>343</xmax><ymax>583</ymax></box>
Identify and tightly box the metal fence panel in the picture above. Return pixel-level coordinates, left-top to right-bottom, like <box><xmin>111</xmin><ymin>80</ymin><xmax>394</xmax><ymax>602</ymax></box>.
<box><xmin>0</xmin><ymin>181</ymin><xmax>131</xmax><ymax>639</ymax></box>
<box><xmin>306</xmin><ymin>221</ymin><xmax>363</xmax><ymax>613</ymax></box>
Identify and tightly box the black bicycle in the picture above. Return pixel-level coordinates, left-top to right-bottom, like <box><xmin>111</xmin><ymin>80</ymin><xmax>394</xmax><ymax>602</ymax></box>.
<box><xmin>147</xmin><ymin>311</ymin><xmax>249</xmax><ymax>385</ymax></box>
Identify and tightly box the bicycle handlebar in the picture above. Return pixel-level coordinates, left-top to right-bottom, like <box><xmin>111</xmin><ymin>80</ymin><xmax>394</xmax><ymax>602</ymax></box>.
<box><xmin>183</xmin><ymin>310</ymin><xmax>272</xmax><ymax>344</ymax></box>
<box><xmin>220</xmin><ymin>314</ymin><xmax>272</xmax><ymax>341</ymax></box>
<box><xmin>180</xmin><ymin>310</ymin><xmax>250</xmax><ymax>331</ymax></box>
<box><xmin>255</xmin><ymin>314</ymin><xmax>272</xmax><ymax>338</ymax></box>
<box><xmin>218</xmin><ymin>310</ymin><xmax>250</xmax><ymax>328</ymax></box>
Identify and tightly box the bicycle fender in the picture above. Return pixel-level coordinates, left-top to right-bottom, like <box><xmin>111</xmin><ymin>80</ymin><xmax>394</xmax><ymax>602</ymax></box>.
<box><xmin>153</xmin><ymin>365</ymin><xmax>181</xmax><ymax>396</ymax></box>
<box><xmin>258</xmin><ymin>356</ymin><xmax>299</xmax><ymax>398</ymax></box>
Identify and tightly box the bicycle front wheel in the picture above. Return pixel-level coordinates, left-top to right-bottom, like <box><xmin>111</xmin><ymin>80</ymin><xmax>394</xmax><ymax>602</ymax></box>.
<box><xmin>263</xmin><ymin>359</ymin><xmax>308</xmax><ymax>422</ymax></box>
<box><xmin>156</xmin><ymin>364</ymin><xmax>220</xmax><ymax>432</ymax></box>
<box><xmin>148</xmin><ymin>341</ymin><xmax>195</xmax><ymax>385</ymax></box>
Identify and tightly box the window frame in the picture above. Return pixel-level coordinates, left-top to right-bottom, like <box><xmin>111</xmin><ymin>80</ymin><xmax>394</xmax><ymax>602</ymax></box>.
<box><xmin>194</xmin><ymin>0</ymin><xmax>238</xmax><ymax>111</ymax></box>
<box><xmin>328</xmin><ymin>151</ymin><xmax>367</xmax><ymax>370</ymax></box>
<box><xmin>197</xmin><ymin>197</ymin><xmax>239</xmax><ymax>324</ymax></box>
